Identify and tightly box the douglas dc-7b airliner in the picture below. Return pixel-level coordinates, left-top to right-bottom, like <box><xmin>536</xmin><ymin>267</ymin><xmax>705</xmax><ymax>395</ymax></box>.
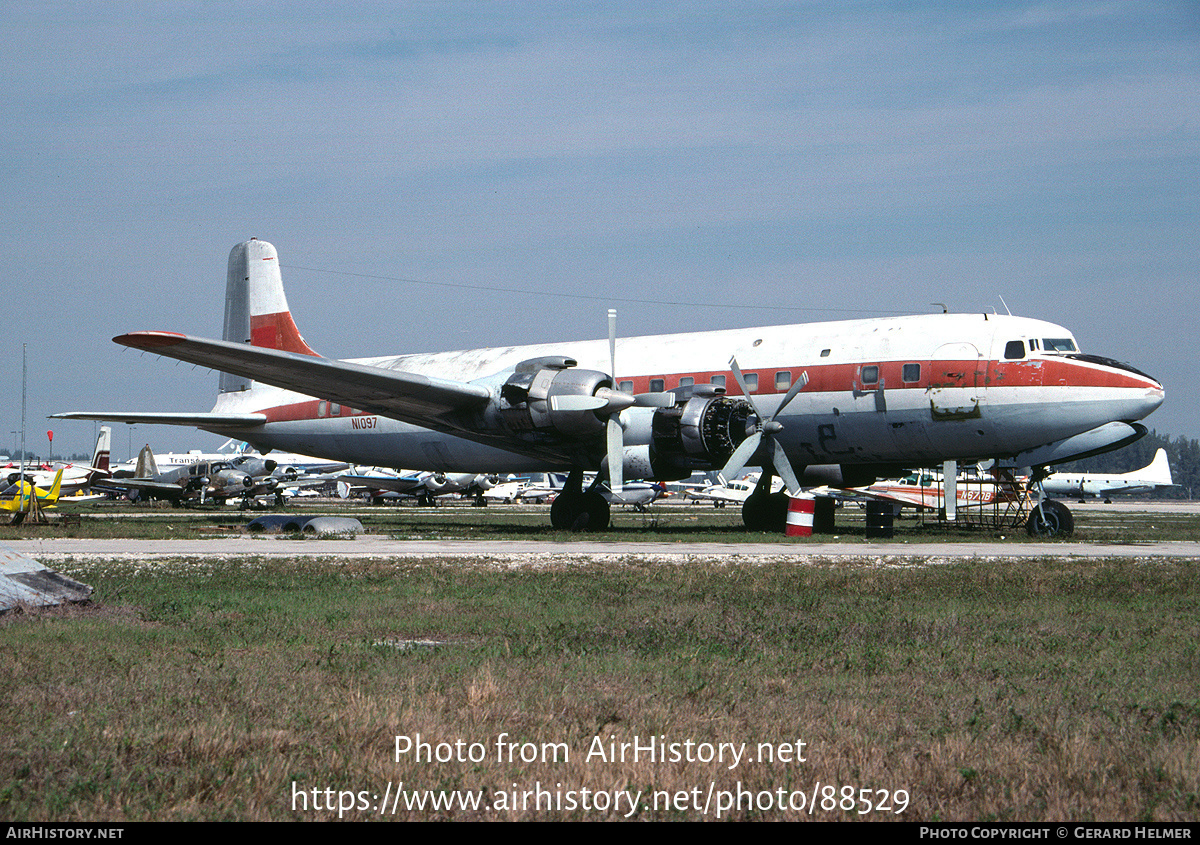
<box><xmin>55</xmin><ymin>239</ymin><xmax>1164</xmax><ymax>533</ymax></box>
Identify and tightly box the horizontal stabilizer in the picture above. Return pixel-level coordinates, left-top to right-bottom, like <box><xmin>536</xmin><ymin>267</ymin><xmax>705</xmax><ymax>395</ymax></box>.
<box><xmin>50</xmin><ymin>411</ymin><xmax>267</xmax><ymax>427</ymax></box>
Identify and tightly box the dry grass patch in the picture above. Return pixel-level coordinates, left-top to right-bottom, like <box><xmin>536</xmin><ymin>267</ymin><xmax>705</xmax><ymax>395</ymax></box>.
<box><xmin>0</xmin><ymin>555</ymin><xmax>1197</xmax><ymax>820</ymax></box>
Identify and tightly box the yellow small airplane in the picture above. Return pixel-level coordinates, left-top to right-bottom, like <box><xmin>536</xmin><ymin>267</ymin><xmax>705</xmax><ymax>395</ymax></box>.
<box><xmin>0</xmin><ymin>468</ymin><xmax>64</xmax><ymax>512</ymax></box>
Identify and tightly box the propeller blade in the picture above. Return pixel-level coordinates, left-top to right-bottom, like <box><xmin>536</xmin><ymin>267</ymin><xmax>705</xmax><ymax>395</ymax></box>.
<box><xmin>608</xmin><ymin>308</ymin><xmax>617</xmax><ymax>383</ymax></box>
<box><xmin>728</xmin><ymin>356</ymin><xmax>763</xmax><ymax>417</ymax></box>
<box><xmin>550</xmin><ymin>388</ymin><xmax>637</xmax><ymax>414</ymax></box>
<box><xmin>771</xmin><ymin>439</ymin><xmax>801</xmax><ymax>496</ymax></box>
<box><xmin>632</xmin><ymin>392</ymin><xmax>677</xmax><ymax>408</ymax></box>
<box><xmin>549</xmin><ymin>394</ymin><xmax>608</xmax><ymax>412</ymax></box>
<box><xmin>607</xmin><ymin>416</ymin><xmax>623</xmax><ymax>496</ymax></box>
<box><xmin>773</xmin><ymin>370</ymin><xmax>809</xmax><ymax>419</ymax></box>
<box><xmin>720</xmin><ymin>431</ymin><xmax>762</xmax><ymax>481</ymax></box>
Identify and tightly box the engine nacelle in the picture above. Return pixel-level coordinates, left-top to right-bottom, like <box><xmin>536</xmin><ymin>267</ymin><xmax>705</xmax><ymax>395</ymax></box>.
<box><xmin>614</xmin><ymin>390</ymin><xmax>756</xmax><ymax>481</ymax></box>
<box><xmin>488</xmin><ymin>362</ymin><xmax>759</xmax><ymax>481</ymax></box>
<box><xmin>652</xmin><ymin>393</ymin><xmax>756</xmax><ymax>475</ymax></box>
<box><xmin>495</xmin><ymin>357</ymin><xmax>613</xmax><ymax>439</ymax></box>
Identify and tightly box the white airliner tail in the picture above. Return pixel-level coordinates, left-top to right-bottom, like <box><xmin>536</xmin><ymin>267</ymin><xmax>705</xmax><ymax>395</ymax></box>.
<box><xmin>1142</xmin><ymin>448</ymin><xmax>1173</xmax><ymax>485</ymax></box>
<box><xmin>221</xmin><ymin>238</ymin><xmax>319</xmax><ymax>393</ymax></box>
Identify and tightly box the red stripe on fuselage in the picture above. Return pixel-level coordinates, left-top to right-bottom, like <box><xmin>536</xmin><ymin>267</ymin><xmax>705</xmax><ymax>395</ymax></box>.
<box><xmin>249</xmin><ymin>355</ymin><xmax>1159</xmax><ymax>424</ymax></box>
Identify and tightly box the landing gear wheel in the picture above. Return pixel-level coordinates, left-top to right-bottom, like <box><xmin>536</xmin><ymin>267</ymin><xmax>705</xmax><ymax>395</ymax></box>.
<box><xmin>550</xmin><ymin>490</ymin><xmax>611</xmax><ymax>531</ymax></box>
<box><xmin>1025</xmin><ymin>499</ymin><xmax>1074</xmax><ymax>538</ymax></box>
<box><xmin>742</xmin><ymin>490</ymin><xmax>790</xmax><ymax>532</ymax></box>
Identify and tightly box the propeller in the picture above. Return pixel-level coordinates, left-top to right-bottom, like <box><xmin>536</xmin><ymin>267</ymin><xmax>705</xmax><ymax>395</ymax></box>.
<box><xmin>547</xmin><ymin>310</ymin><xmax>675</xmax><ymax>499</ymax></box>
<box><xmin>719</xmin><ymin>356</ymin><xmax>808</xmax><ymax>494</ymax></box>
<box><xmin>605</xmin><ymin>309</ymin><xmax>625</xmax><ymax>496</ymax></box>
<box><xmin>600</xmin><ymin>310</ymin><xmax>676</xmax><ymax>495</ymax></box>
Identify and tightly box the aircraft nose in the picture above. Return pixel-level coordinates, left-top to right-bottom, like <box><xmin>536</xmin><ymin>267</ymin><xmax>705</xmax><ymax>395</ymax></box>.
<box><xmin>1075</xmin><ymin>355</ymin><xmax>1165</xmax><ymax>423</ymax></box>
<box><xmin>1144</xmin><ymin>379</ymin><xmax>1166</xmax><ymax>417</ymax></box>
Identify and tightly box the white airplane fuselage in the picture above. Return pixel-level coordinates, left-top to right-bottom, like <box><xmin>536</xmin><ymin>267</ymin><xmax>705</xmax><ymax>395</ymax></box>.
<box><xmin>207</xmin><ymin>312</ymin><xmax>1163</xmax><ymax>477</ymax></box>
<box><xmin>1043</xmin><ymin>448</ymin><xmax>1173</xmax><ymax>499</ymax></box>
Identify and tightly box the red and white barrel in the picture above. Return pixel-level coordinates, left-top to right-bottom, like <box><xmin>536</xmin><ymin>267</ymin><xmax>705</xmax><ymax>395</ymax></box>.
<box><xmin>785</xmin><ymin>494</ymin><xmax>816</xmax><ymax>537</ymax></box>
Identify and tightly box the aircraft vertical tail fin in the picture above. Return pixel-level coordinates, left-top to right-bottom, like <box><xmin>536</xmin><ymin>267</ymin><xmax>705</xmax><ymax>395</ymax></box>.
<box><xmin>89</xmin><ymin>426</ymin><xmax>111</xmax><ymax>480</ymax></box>
<box><xmin>134</xmin><ymin>445</ymin><xmax>159</xmax><ymax>479</ymax></box>
<box><xmin>45</xmin><ymin>469</ymin><xmax>63</xmax><ymax>502</ymax></box>
<box><xmin>1147</xmin><ymin>448</ymin><xmax>1173</xmax><ymax>485</ymax></box>
<box><xmin>222</xmin><ymin>238</ymin><xmax>319</xmax><ymax>393</ymax></box>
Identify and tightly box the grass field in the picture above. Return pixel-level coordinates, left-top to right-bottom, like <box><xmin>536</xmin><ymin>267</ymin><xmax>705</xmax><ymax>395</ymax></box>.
<box><xmin>1</xmin><ymin>504</ymin><xmax>1198</xmax><ymax>821</ymax></box>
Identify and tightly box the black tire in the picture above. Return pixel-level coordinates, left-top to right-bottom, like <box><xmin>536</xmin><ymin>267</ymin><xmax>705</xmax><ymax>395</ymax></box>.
<box><xmin>550</xmin><ymin>490</ymin><xmax>611</xmax><ymax>531</ymax></box>
<box><xmin>1025</xmin><ymin>499</ymin><xmax>1074</xmax><ymax>538</ymax></box>
<box><xmin>742</xmin><ymin>490</ymin><xmax>790</xmax><ymax>532</ymax></box>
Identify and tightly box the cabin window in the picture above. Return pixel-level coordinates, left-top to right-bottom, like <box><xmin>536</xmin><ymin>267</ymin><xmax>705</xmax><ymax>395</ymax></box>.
<box><xmin>679</xmin><ymin>376</ymin><xmax>694</xmax><ymax>388</ymax></box>
<box><xmin>820</xmin><ymin>349</ymin><xmax>831</xmax><ymax>357</ymax></box>
<box><xmin>317</xmin><ymin>401</ymin><xmax>328</xmax><ymax>418</ymax></box>
<box><xmin>1004</xmin><ymin>340</ymin><xmax>1026</xmax><ymax>360</ymax></box>
<box><xmin>775</xmin><ymin>371</ymin><xmax>791</xmax><ymax>391</ymax></box>
<box><xmin>1043</xmin><ymin>338</ymin><xmax>1078</xmax><ymax>353</ymax></box>
<box><xmin>711</xmin><ymin>374</ymin><xmax>726</xmax><ymax>388</ymax></box>
<box><xmin>743</xmin><ymin>373</ymin><xmax>758</xmax><ymax>393</ymax></box>
<box><xmin>331</xmin><ymin>404</ymin><xmax>341</xmax><ymax>416</ymax></box>
<box><xmin>902</xmin><ymin>363</ymin><xmax>921</xmax><ymax>383</ymax></box>
<box><xmin>618</xmin><ymin>380</ymin><xmax>633</xmax><ymax>392</ymax></box>
<box><xmin>861</xmin><ymin>365</ymin><xmax>879</xmax><ymax>385</ymax></box>
<box><xmin>650</xmin><ymin>378</ymin><xmax>665</xmax><ymax>392</ymax></box>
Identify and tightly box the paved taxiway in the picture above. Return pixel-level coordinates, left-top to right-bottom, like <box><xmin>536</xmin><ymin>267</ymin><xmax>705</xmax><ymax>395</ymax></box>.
<box><xmin>6</xmin><ymin>536</ymin><xmax>1200</xmax><ymax>565</ymax></box>
<box><xmin>8</xmin><ymin>501</ymin><xmax>1199</xmax><ymax>564</ymax></box>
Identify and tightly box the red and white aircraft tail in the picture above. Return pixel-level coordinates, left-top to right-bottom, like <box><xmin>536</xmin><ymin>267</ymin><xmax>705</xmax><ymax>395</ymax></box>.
<box><xmin>86</xmin><ymin>425</ymin><xmax>111</xmax><ymax>483</ymax></box>
<box><xmin>220</xmin><ymin>238</ymin><xmax>318</xmax><ymax>394</ymax></box>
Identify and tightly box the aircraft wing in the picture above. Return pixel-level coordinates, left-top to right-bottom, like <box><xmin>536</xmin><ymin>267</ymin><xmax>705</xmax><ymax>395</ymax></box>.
<box><xmin>335</xmin><ymin>473</ymin><xmax>427</xmax><ymax>495</ymax></box>
<box><xmin>51</xmin><ymin>411</ymin><xmax>268</xmax><ymax>427</ymax></box>
<box><xmin>110</xmin><ymin>332</ymin><xmax>492</xmax><ymax>427</ymax></box>
<box><xmin>92</xmin><ymin>478</ymin><xmax>189</xmax><ymax>500</ymax></box>
<box><xmin>805</xmin><ymin>484</ymin><xmax>927</xmax><ymax>509</ymax></box>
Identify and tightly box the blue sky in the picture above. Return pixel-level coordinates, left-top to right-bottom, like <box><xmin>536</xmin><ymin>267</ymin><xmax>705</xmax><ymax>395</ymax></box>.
<box><xmin>3</xmin><ymin>1</ymin><xmax>1197</xmax><ymax>460</ymax></box>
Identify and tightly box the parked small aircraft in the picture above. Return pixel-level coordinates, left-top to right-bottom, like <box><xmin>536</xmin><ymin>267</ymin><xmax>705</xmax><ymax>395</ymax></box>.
<box><xmin>3</xmin><ymin>427</ymin><xmax>111</xmax><ymax>495</ymax></box>
<box><xmin>480</xmin><ymin>472</ymin><xmax>567</xmax><ymax>504</ymax></box>
<box><xmin>0</xmin><ymin>469</ymin><xmax>63</xmax><ymax>512</ymax></box>
<box><xmin>1042</xmin><ymin>448</ymin><xmax>1174</xmax><ymax>502</ymax></box>
<box><xmin>685</xmin><ymin>472</ymin><xmax>785</xmax><ymax>508</ymax></box>
<box><xmin>335</xmin><ymin>467</ymin><xmax>495</xmax><ymax>505</ymax></box>
<box><xmin>55</xmin><ymin>239</ymin><xmax>1165</xmax><ymax>533</ymax></box>
<box><xmin>97</xmin><ymin>446</ymin><xmax>298</xmax><ymax>506</ymax></box>
<box><xmin>600</xmin><ymin>480</ymin><xmax>668</xmax><ymax>512</ymax></box>
<box><xmin>480</xmin><ymin>475</ymin><xmax>535</xmax><ymax>503</ymax></box>
<box><xmin>844</xmin><ymin>467</ymin><xmax>1025</xmax><ymax>512</ymax></box>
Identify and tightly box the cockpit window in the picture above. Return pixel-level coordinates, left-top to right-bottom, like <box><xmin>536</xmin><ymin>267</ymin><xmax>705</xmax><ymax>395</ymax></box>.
<box><xmin>1042</xmin><ymin>338</ymin><xmax>1078</xmax><ymax>353</ymax></box>
<box><xmin>1004</xmin><ymin>340</ymin><xmax>1026</xmax><ymax>360</ymax></box>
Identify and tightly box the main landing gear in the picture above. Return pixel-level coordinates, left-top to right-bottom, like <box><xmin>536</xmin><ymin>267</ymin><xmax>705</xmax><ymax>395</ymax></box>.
<box><xmin>741</xmin><ymin>467</ymin><xmax>790</xmax><ymax>533</ymax></box>
<box><xmin>549</xmin><ymin>468</ymin><xmax>611</xmax><ymax>531</ymax></box>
